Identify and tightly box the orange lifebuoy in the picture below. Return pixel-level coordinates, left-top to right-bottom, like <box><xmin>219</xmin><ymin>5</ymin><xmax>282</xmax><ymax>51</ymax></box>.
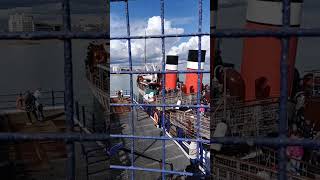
<box><xmin>153</xmin><ymin>111</ymin><xmax>159</xmax><ymax>126</ymax></box>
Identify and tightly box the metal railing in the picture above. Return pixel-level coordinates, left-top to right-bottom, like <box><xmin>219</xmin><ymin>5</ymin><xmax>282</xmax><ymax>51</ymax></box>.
<box><xmin>0</xmin><ymin>90</ymin><xmax>64</xmax><ymax>110</ymax></box>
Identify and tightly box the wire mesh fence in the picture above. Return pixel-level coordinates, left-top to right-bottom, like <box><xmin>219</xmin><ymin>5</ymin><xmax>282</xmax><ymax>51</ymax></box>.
<box><xmin>0</xmin><ymin>0</ymin><xmax>319</xmax><ymax>180</ymax></box>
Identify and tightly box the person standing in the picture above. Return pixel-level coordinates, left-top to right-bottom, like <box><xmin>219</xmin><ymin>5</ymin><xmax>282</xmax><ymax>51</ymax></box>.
<box><xmin>34</xmin><ymin>88</ymin><xmax>44</xmax><ymax>121</ymax></box>
<box><xmin>24</xmin><ymin>91</ymin><xmax>38</xmax><ymax>125</ymax></box>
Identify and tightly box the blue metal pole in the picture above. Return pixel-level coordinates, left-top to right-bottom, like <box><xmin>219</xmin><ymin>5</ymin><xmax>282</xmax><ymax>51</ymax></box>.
<box><xmin>196</xmin><ymin>0</ymin><xmax>203</xmax><ymax>172</ymax></box>
<box><xmin>62</xmin><ymin>0</ymin><xmax>75</xmax><ymax>179</ymax></box>
<box><xmin>278</xmin><ymin>0</ymin><xmax>290</xmax><ymax>179</ymax></box>
<box><xmin>124</xmin><ymin>0</ymin><xmax>135</xmax><ymax>179</ymax></box>
<box><xmin>160</xmin><ymin>0</ymin><xmax>166</xmax><ymax>179</ymax></box>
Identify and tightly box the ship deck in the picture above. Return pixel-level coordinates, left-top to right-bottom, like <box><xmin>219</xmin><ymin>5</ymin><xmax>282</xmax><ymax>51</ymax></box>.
<box><xmin>110</xmin><ymin>97</ymin><xmax>190</xmax><ymax>179</ymax></box>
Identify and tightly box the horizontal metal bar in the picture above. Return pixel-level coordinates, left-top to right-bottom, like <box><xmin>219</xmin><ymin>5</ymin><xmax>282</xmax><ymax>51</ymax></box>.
<box><xmin>0</xmin><ymin>31</ymin><xmax>109</xmax><ymax>40</ymax></box>
<box><xmin>0</xmin><ymin>90</ymin><xmax>64</xmax><ymax>97</ymax></box>
<box><xmin>110</xmin><ymin>70</ymin><xmax>210</xmax><ymax>74</ymax></box>
<box><xmin>0</xmin><ymin>133</ymin><xmax>110</xmax><ymax>141</ymax></box>
<box><xmin>0</xmin><ymin>100</ymin><xmax>16</xmax><ymax>103</ymax></box>
<box><xmin>111</xmin><ymin>28</ymin><xmax>320</xmax><ymax>40</ymax></box>
<box><xmin>0</xmin><ymin>133</ymin><xmax>207</xmax><ymax>143</ymax></box>
<box><xmin>110</xmin><ymin>0</ymin><xmax>127</xmax><ymax>2</ymax></box>
<box><xmin>1</xmin><ymin>28</ymin><xmax>320</xmax><ymax>40</ymax></box>
<box><xmin>112</xmin><ymin>32</ymin><xmax>209</xmax><ymax>40</ymax></box>
<box><xmin>110</xmin><ymin>134</ymin><xmax>209</xmax><ymax>143</ymax></box>
<box><xmin>210</xmin><ymin>137</ymin><xmax>320</xmax><ymax>148</ymax></box>
<box><xmin>110</xmin><ymin>165</ymin><xmax>201</xmax><ymax>177</ymax></box>
<box><xmin>110</xmin><ymin>103</ymin><xmax>210</xmax><ymax>109</ymax></box>
<box><xmin>0</xmin><ymin>132</ymin><xmax>318</xmax><ymax>147</ymax></box>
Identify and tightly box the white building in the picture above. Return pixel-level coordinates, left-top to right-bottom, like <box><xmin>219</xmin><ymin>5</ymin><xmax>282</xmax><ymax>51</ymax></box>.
<box><xmin>8</xmin><ymin>13</ymin><xmax>35</xmax><ymax>32</ymax></box>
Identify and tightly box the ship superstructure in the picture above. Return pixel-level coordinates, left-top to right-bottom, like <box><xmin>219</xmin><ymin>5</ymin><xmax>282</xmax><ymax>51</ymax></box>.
<box><xmin>85</xmin><ymin>41</ymin><xmax>110</xmax><ymax>110</ymax></box>
<box><xmin>210</xmin><ymin>0</ymin><xmax>320</xmax><ymax>179</ymax></box>
<box><xmin>135</xmin><ymin>49</ymin><xmax>211</xmax><ymax>174</ymax></box>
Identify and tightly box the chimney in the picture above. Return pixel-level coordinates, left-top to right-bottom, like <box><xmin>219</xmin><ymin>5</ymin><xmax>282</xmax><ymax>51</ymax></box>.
<box><xmin>165</xmin><ymin>55</ymin><xmax>179</xmax><ymax>91</ymax></box>
<box><xmin>185</xmin><ymin>50</ymin><xmax>206</xmax><ymax>94</ymax></box>
<box><xmin>241</xmin><ymin>0</ymin><xmax>303</xmax><ymax>100</ymax></box>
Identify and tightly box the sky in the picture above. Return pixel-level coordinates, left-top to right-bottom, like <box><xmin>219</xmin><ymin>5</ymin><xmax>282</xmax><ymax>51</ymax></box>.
<box><xmin>110</xmin><ymin>0</ymin><xmax>210</xmax><ymax>69</ymax></box>
<box><xmin>0</xmin><ymin>0</ymin><xmax>107</xmax><ymax>30</ymax></box>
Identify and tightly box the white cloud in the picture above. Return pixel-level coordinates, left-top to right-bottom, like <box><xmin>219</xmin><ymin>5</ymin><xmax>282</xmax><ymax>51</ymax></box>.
<box><xmin>168</xmin><ymin>36</ymin><xmax>210</xmax><ymax>59</ymax></box>
<box><xmin>111</xmin><ymin>16</ymin><xmax>209</xmax><ymax>67</ymax></box>
<box><xmin>111</xmin><ymin>16</ymin><xmax>185</xmax><ymax>65</ymax></box>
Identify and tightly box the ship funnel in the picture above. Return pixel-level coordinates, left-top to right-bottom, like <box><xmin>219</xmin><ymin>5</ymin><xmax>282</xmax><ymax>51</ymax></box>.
<box><xmin>165</xmin><ymin>55</ymin><xmax>179</xmax><ymax>90</ymax></box>
<box><xmin>185</xmin><ymin>50</ymin><xmax>206</xmax><ymax>94</ymax></box>
<box><xmin>241</xmin><ymin>0</ymin><xmax>303</xmax><ymax>100</ymax></box>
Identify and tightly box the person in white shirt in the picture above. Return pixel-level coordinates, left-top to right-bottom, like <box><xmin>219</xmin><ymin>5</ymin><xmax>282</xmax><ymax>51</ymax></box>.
<box><xmin>34</xmin><ymin>88</ymin><xmax>44</xmax><ymax>121</ymax></box>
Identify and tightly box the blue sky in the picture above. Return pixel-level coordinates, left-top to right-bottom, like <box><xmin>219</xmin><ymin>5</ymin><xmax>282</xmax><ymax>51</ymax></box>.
<box><xmin>111</xmin><ymin>0</ymin><xmax>210</xmax><ymax>35</ymax></box>
<box><xmin>110</xmin><ymin>0</ymin><xmax>210</xmax><ymax>66</ymax></box>
<box><xmin>110</xmin><ymin>0</ymin><xmax>210</xmax><ymax>33</ymax></box>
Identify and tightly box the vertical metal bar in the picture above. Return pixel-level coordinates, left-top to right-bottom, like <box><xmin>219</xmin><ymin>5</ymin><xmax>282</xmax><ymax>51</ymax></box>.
<box><xmin>278</xmin><ymin>0</ymin><xmax>290</xmax><ymax>179</ymax></box>
<box><xmin>52</xmin><ymin>89</ymin><xmax>55</xmax><ymax>106</ymax></box>
<box><xmin>92</xmin><ymin>113</ymin><xmax>96</xmax><ymax>132</ymax></box>
<box><xmin>160</xmin><ymin>0</ymin><xmax>166</xmax><ymax>179</ymax></box>
<box><xmin>82</xmin><ymin>106</ymin><xmax>86</xmax><ymax>128</ymax></box>
<box><xmin>86</xmin><ymin>155</ymin><xmax>89</xmax><ymax>180</ymax></box>
<box><xmin>223</xmin><ymin>68</ymin><xmax>227</xmax><ymax>120</ymax></box>
<box><xmin>124</xmin><ymin>1</ymin><xmax>135</xmax><ymax>179</ymax></box>
<box><xmin>103</xmin><ymin>116</ymin><xmax>107</xmax><ymax>133</ymax></box>
<box><xmin>75</xmin><ymin>101</ymin><xmax>80</xmax><ymax>121</ymax></box>
<box><xmin>197</xmin><ymin>0</ymin><xmax>203</xmax><ymax>172</ymax></box>
<box><xmin>62</xmin><ymin>0</ymin><xmax>75</xmax><ymax>179</ymax></box>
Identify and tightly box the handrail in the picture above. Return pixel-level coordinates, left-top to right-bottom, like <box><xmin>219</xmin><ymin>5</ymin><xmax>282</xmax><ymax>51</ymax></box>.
<box><xmin>0</xmin><ymin>89</ymin><xmax>64</xmax><ymax>110</ymax></box>
<box><xmin>213</xmin><ymin>154</ymin><xmax>316</xmax><ymax>180</ymax></box>
<box><xmin>258</xmin><ymin>147</ymin><xmax>320</xmax><ymax>176</ymax></box>
<box><xmin>168</xmin><ymin>110</ymin><xmax>210</xmax><ymax>139</ymax></box>
<box><xmin>0</xmin><ymin>90</ymin><xmax>64</xmax><ymax>97</ymax></box>
<box><xmin>110</xmin><ymin>90</ymin><xmax>131</xmax><ymax>96</ymax></box>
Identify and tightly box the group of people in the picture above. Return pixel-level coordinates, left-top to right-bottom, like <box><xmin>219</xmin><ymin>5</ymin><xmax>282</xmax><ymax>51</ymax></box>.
<box><xmin>16</xmin><ymin>89</ymin><xmax>45</xmax><ymax>125</ymax></box>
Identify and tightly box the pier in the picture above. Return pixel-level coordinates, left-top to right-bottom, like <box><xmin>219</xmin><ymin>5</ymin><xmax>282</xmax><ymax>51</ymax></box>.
<box><xmin>0</xmin><ymin>90</ymin><xmax>190</xmax><ymax>179</ymax></box>
<box><xmin>0</xmin><ymin>106</ymin><xmax>68</xmax><ymax>179</ymax></box>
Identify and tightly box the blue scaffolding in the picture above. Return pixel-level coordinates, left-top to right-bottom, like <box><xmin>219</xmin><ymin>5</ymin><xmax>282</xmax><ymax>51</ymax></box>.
<box><xmin>110</xmin><ymin>0</ymin><xmax>209</xmax><ymax>179</ymax></box>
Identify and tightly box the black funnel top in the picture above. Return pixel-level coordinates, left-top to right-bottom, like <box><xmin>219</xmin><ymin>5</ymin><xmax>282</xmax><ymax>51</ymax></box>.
<box><xmin>187</xmin><ymin>50</ymin><xmax>206</xmax><ymax>62</ymax></box>
<box><xmin>166</xmin><ymin>55</ymin><xmax>179</xmax><ymax>65</ymax></box>
<box><xmin>211</xmin><ymin>0</ymin><xmax>218</xmax><ymax>11</ymax></box>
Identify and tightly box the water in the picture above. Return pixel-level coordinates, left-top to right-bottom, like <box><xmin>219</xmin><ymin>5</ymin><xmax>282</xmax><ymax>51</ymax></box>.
<box><xmin>0</xmin><ymin>40</ymin><xmax>104</xmax><ymax>112</ymax></box>
<box><xmin>1</xmin><ymin>1</ymin><xmax>320</xmax><ymax>103</ymax></box>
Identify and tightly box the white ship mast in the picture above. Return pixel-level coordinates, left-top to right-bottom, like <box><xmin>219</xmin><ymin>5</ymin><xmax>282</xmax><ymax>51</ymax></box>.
<box><xmin>144</xmin><ymin>29</ymin><xmax>147</xmax><ymax>71</ymax></box>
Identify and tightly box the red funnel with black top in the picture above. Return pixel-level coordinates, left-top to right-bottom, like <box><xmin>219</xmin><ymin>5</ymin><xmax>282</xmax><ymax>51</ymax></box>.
<box><xmin>165</xmin><ymin>55</ymin><xmax>179</xmax><ymax>90</ymax></box>
<box><xmin>185</xmin><ymin>50</ymin><xmax>206</xmax><ymax>94</ymax></box>
<box><xmin>241</xmin><ymin>0</ymin><xmax>303</xmax><ymax>100</ymax></box>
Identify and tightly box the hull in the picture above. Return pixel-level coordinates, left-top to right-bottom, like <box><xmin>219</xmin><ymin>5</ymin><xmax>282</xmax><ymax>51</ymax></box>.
<box><xmin>87</xmin><ymin>79</ymin><xmax>109</xmax><ymax>110</ymax></box>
